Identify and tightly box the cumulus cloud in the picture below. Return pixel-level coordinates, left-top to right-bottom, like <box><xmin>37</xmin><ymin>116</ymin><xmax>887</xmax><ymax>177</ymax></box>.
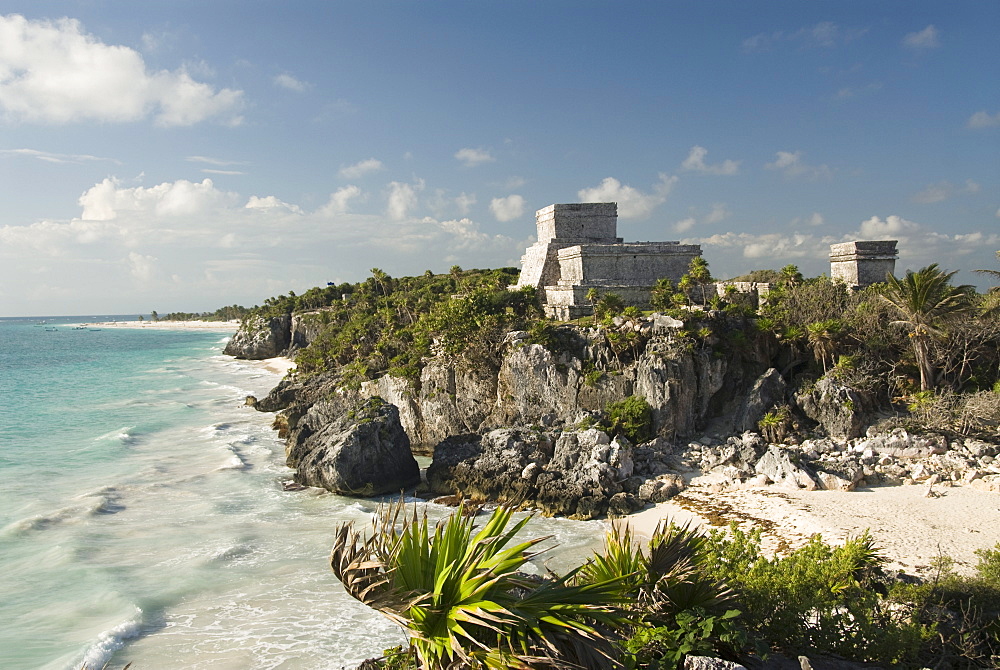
<box><xmin>967</xmin><ymin>111</ymin><xmax>1000</xmax><ymax>129</ymax></box>
<box><xmin>680</xmin><ymin>146</ymin><xmax>740</xmax><ymax>175</ymax></box>
<box><xmin>0</xmin><ymin>175</ymin><xmax>532</xmax><ymax>314</ymax></box>
<box><xmin>912</xmin><ymin>180</ymin><xmax>980</xmax><ymax>204</ymax></box>
<box><xmin>319</xmin><ymin>185</ymin><xmax>362</xmax><ymax>216</ymax></box>
<box><xmin>577</xmin><ymin>173</ymin><xmax>677</xmax><ymax>220</ymax></box>
<box><xmin>245</xmin><ymin>195</ymin><xmax>302</xmax><ymax>213</ymax></box>
<box><xmin>454</xmin><ymin>147</ymin><xmax>494</xmax><ymax>167</ymax></box>
<box><xmin>0</xmin><ymin>14</ymin><xmax>243</xmax><ymax>126</ymax></box>
<box><xmin>765</xmin><ymin>150</ymin><xmax>832</xmax><ymax>180</ymax></box>
<box><xmin>490</xmin><ymin>194</ymin><xmax>525</xmax><ymax>222</ymax></box>
<box><xmin>273</xmin><ymin>73</ymin><xmax>308</xmax><ymax>92</ymax></box>
<box><xmin>386</xmin><ymin>179</ymin><xmax>424</xmax><ymax>220</ymax></box>
<box><xmin>791</xmin><ymin>212</ymin><xmax>825</xmax><ymax>227</ymax></box>
<box><xmin>903</xmin><ymin>25</ymin><xmax>940</xmax><ymax>50</ymax></box>
<box><xmin>78</xmin><ymin>177</ymin><xmax>238</xmax><ymax>222</ymax></box>
<box><xmin>339</xmin><ymin>158</ymin><xmax>384</xmax><ymax>179</ymax></box>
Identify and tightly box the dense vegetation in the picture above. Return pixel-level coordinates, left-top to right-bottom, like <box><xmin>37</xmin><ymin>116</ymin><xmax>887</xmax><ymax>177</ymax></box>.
<box><xmin>339</xmin><ymin>504</ymin><xmax>1000</xmax><ymax>669</ymax></box>
<box><xmin>244</xmin><ymin>267</ymin><xmax>541</xmax><ymax>381</ymax></box>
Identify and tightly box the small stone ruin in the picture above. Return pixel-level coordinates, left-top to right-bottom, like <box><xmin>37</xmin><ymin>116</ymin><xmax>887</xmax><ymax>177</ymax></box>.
<box><xmin>513</xmin><ymin>203</ymin><xmax>702</xmax><ymax>319</ymax></box>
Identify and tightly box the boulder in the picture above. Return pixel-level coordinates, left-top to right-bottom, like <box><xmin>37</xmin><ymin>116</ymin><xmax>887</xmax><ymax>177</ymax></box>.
<box><xmin>795</xmin><ymin>376</ymin><xmax>866</xmax><ymax>439</ymax></box>
<box><xmin>224</xmin><ymin>313</ymin><xmax>291</xmax><ymax>359</ymax></box>
<box><xmin>288</xmin><ymin>396</ymin><xmax>419</xmax><ymax>496</ymax></box>
<box><xmin>755</xmin><ymin>445</ymin><xmax>817</xmax><ymax>490</ymax></box>
<box><xmin>638</xmin><ymin>473</ymin><xmax>686</xmax><ymax>503</ymax></box>
<box><xmin>813</xmin><ymin>460</ymin><xmax>864</xmax><ymax>491</ymax></box>
<box><xmin>970</xmin><ymin>474</ymin><xmax>1000</xmax><ymax>493</ymax></box>
<box><xmin>732</xmin><ymin>368</ymin><xmax>787</xmax><ymax>433</ymax></box>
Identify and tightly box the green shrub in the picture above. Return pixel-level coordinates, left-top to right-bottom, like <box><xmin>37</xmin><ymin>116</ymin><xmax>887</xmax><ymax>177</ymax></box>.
<box><xmin>607</xmin><ymin>395</ymin><xmax>654</xmax><ymax>443</ymax></box>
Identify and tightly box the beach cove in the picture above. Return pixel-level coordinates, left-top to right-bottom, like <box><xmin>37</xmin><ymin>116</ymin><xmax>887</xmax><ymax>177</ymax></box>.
<box><xmin>0</xmin><ymin>318</ymin><xmax>607</xmax><ymax>669</ymax></box>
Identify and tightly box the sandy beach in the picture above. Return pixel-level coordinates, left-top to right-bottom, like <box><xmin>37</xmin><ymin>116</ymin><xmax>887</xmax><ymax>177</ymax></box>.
<box><xmin>80</xmin><ymin>319</ymin><xmax>241</xmax><ymax>331</ymax></box>
<box><xmin>628</xmin><ymin>482</ymin><xmax>1000</xmax><ymax>577</ymax></box>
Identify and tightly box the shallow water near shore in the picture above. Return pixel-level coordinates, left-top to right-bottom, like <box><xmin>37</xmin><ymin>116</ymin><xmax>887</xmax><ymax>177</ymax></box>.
<box><xmin>0</xmin><ymin>317</ymin><xmax>607</xmax><ymax>669</ymax></box>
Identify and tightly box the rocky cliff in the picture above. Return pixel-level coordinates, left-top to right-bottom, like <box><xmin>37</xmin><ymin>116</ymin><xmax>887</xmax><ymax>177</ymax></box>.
<box><xmin>257</xmin><ymin>325</ymin><xmax>769</xmax><ymax>452</ymax></box>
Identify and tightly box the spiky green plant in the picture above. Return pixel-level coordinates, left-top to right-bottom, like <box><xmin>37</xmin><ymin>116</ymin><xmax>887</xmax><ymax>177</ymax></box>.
<box><xmin>331</xmin><ymin>501</ymin><xmax>630</xmax><ymax>669</ymax></box>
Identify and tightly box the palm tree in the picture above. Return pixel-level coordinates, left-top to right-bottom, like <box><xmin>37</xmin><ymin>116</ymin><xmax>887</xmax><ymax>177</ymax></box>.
<box><xmin>331</xmin><ymin>501</ymin><xmax>629</xmax><ymax>669</ymax></box>
<box><xmin>778</xmin><ymin>264</ymin><xmax>803</xmax><ymax>289</ymax></box>
<box><xmin>880</xmin><ymin>264</ymin><xmax>973</xmax><ymax>391</ymax></box>
<box><xmin>586</xmin><ymin>287</ymin><xmax>600</xmax><ymax>325</ymax></box>
<box><xmin>688</xmin><ymin>257</ymin><xmax>714</xmax><ymax>305</ymax></box>
<box><xmin>806</xmin><ymin>319</ymin><xmax>842</xmax><ymax>373</ymax></box>
<box><xmin>974</xmin><ymin>250</ymin><xmax>1000</xmax><ymax>317</ymax></box>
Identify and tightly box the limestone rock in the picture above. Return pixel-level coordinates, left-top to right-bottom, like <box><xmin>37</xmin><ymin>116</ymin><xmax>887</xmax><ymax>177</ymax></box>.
<box><xmin>638</xmin><ymin>473</ymin><xmax>686</xmax><ymax>503</ymax></box>
<box><xmin>224</xmin><ymin>313</ymin><xmax>291</xmax><ymax>359</ymax></box>
<box><xmin>970</xmin><ymin>474</ymin><xmax>1000</xmax><ymax>493</ymax></box>
<box><xmin>813</xmin><ymin>460</ymin><xmax>864</xmax><ymax>491</ymax></box>
<box><xmin>733</xmin><ymin>368</ymin><xmax>787</xmax><ymax>433</ymax></box>
<box><xmin>795</xmin><ymin>376</ymin><xmax>867</xmax><ymax>439</ymax></box>
<box><xmin>684</xmin><ymin>657</ymin><xmax>748</xmax><ymax>670</ymax></box>
<box><xmin>287</xmin><ymin>397</ymin><xmax>419</xmax><ymax>496</ymax></box>
<box><xmin>755</xmin><ymin>445</ymin><xmax>817</xmax><ymax>490</ymax></box>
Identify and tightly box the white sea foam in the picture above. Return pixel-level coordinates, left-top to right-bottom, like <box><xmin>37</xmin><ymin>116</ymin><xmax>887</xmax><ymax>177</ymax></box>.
<box><xmin>76</xmin><ymin>607</ymin><xmax>144</xmax><ymax>670</ymax></box>
<box><xmin>94</xmin><ymin>426</ymin><xmax>136</xmax><ymax>444</ymax></box>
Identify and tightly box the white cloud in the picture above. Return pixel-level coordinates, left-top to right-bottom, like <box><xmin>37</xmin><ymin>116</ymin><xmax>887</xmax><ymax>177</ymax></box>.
<box><xmin>967</xmin><ymin>111</ymin><xmax>1000</xmax><ymax>129</ymax></box>
<box><xmin>673</xmin><ymin>203</ymin><xmax>730</xmax><ymax>234</ymax></box>
<box><xmin>339</xmin><ymin>158</ymin><xmax>384</xmax><ymax>179</ymax></box>
<box><xmin>0</xmin><ymin>147</ymin><xmax>116</xmax><ymax>164</ymax></box>
<box><xmin>454</xmin><ymin>147</ymin><xmax>494</xmax><ymax>167</ymax></box>
<box><xmin>577</xmin><ymin>173</ymin><xmax>677</xmax><ymax>220</ymax></box>
<box><xmin>0</xmin><ymin>14</ymin><xmax>243</xmax><ymax>126</ymax></box>
<box><xmin>0</xmin><ymin>176</ymin><xmax>531</xmax><ymax>314</ymax></box>
<box><xmin>765</xmin><ymin>150</ymin><xmax>832</xmax><ymax>180</ymax></box>
<box><xmin>903</xmin><ymin>25</ymin><xmax>940</xmax><ymax>50</ymax></box>
<box><xmin>319</xmin><ymin>185</ymin><xmax>362</xmax><ymax>216</ymax></box>
<box><xmin>78</xmin><ymin>177</ymin><xmax>237</xmax><ymax>222</ymax></box>
<box><xmin>742</xmin><ymin>22</ymin><xmax>866</xmax><ymax>52</ymax></box>
<box><xmin>245</xmin><ymin>195</ymin><xmax>302</xmax><ymax>214</ymax></box>
<box><xmin>386</xmin><ymin>179</ymin><xmax>423</xmax><ymax>220</ymax></box>
<box><xmin>455</xmin><ymin>192</ymin><xmax>476</xmax><ymax>216</ymax></box>
<box><xmin>792</xmin><ymin>212</ymin><xmax>825</xmax><ymax>227</ymax></box>
<box><xmin>913</xmin><ymin>180</ymin><xmax>980</xmax><ymax>204</ymax></box>
<box><xmin>127</xmin><ymin>251</ymin><xmax>158</xmax><ymax>281</ymax></box>
<box><xmin>490</xmin><ymin>194</ymin><xmax>525</xmax><ymax>222</ymax></box>
<box><xmin>680</xmin><ymin>146</ymin><xmax>740</xmax><ymax>175</ymax></box>
<box><xmin>857</xmin><ymin>214</ymin><xmax>921</xmax><ymax>238</ymax></box>
<box><xmin>273</xmin><ymin>73</ymin><xmax>308</xmax><ymax>92</ymax></box>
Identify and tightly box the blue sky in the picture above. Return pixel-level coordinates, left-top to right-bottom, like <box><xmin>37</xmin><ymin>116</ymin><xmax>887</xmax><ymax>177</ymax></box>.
<box><xmin>1</xmin><ymin>1</ymin><xmax>997</xmax><ymax>316</ymax></box>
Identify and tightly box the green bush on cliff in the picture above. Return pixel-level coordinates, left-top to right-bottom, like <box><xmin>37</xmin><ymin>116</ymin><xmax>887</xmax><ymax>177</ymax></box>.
<box><xmin>607</xmin><ymin>395</ymin><xmax>654</xmax><ymax>444</ymax></box>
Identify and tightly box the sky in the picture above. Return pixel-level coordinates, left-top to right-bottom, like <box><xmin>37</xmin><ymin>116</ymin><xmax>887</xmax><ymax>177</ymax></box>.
<box><xmin>0</xmin><ymin>1</ymin><xmax>998</xmax><ymax>317</ymax></box>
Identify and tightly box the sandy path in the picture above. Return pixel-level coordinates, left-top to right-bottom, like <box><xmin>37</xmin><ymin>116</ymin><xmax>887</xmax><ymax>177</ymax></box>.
<box><xmin>628</xmin><ymin>483</ymin><xmax>1000</xmax><ymax>577</ymax></box>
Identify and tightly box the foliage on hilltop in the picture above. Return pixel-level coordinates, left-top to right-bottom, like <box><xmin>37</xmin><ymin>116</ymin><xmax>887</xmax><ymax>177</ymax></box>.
<box><xmin>241</xmin><ymin>267</ymin><xmax>542</xmax><ymax>381</ymax></box>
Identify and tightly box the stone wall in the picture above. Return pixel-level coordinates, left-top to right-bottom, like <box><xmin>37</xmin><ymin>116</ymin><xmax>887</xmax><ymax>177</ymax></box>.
<box><xmin>830</xmin><ymin>240</ymin><xmax>897</xmax><ymax>288</ymax></box>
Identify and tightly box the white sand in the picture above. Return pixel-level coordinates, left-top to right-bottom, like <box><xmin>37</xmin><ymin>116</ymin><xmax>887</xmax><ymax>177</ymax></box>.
<box><xmin>628</xmin><ymin>483</ymin><xmax>1000</xmax><ymax>577</ymax></box>
<box><xmin>252</xmin><ymin>357</ymin><xmax>297</xmax><ymax>376</ymax></box>
<box><xmin>81</xmin><ymin>320</ymin><xmax>240</xmax><ymax>331</ymax></box>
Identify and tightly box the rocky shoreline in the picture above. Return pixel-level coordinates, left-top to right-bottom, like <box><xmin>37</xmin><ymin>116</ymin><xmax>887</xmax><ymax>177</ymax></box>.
<box><xmin>231</xmin><ymin>315</ymin><xmax>998</xmax><ymax>537</ymax></box>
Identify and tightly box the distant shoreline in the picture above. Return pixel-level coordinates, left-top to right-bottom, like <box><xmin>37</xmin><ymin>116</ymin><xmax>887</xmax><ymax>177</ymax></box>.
<box><xmin>80</xmin><ymin>319</ymin><xmax>240</xmax><ymax>332</ymax></box>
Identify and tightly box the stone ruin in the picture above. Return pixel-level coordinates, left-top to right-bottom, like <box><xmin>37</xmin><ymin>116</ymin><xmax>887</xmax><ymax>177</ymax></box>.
<box><xmin>513</xmin><ymin>203</ymin><xmax>702</xmax><ymax>320</ymax></box>
<box><xmin>829</xmin><ymin>240</ymin><xmax>898</xmax><ymax>289</ymax></box>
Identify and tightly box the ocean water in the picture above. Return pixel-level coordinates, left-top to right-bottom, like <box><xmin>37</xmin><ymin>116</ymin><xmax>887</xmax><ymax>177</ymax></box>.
<box><xmin>0</xmin><ymin>317</ymin><xmax>608</xmax><ymax>670</ymax></box>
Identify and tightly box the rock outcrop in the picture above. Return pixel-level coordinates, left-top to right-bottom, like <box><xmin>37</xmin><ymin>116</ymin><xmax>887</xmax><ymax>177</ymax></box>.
<box><xmin>260</xmin><ymin>328</ymin><xmax>750</xmax><ymax>452</ymax></box>
<box><xmin>426</xmin><ymin>427</ymin><xmax>643</xmax><ymax>519</ymax></box>
<box><xmin>795</xmin><ymin>376</ymin><xmax>867</xmax><ymax>439</ymax></box>
<box><xmin>223</xmin><ymin>313</ymin><xmax>292</xmax><ymax>359</ymax></box>
<box><xmin>286</xmin><ymin>396</ymin><xmax>419</xmax><ymax>496</ymax></box>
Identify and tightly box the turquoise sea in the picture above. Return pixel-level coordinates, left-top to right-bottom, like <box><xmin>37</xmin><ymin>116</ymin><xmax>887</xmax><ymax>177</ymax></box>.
<box><xmin>0</xmin><ymin>317</ymin><xmax>605</xmax><ymax>669</ymax></box>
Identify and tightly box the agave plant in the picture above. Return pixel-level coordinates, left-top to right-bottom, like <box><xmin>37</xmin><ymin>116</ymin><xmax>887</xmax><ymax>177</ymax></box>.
<box><xmin>577</xmin><ymin>521</ymin><xmax>737</xmax><ymax>624</ymax></box>
<box><xmin>331</xmin><ymin>501</ymin><xmax>631</xmax><ymax>669</ymax></box>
